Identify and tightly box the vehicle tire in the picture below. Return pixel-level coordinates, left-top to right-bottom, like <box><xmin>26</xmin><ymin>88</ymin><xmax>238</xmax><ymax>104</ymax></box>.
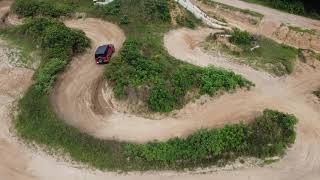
<box><xmin>98</xmin><ymin>57</ymin><xmax>103</xmax><ymax>64</ymax></box>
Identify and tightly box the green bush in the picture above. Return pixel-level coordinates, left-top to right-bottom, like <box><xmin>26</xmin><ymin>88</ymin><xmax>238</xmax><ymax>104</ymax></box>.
<box><xmin>249</xmin><ymin>109</ymin><xmax>298</xmax><ymax>157</ymax></box>
<box><xmin>12</xmin><ymin>0</ymin><xmax>72</xmax><ymax>18</ymax></box>
<box><xmin>124</xmin><ymin>109</ymin><xmax>297</xmax><ymax>164</ymax></box>
<box><xmin>199</xmin><ymin>66</ymin><xmax>252</xmax><ymax>95</ymax></box>
<box><xmin>230</xmin><ymin>28</ymin><xmax>252</xmax><ymax>46</ymax></box>
<box><xmin>148</xmin><ymin>83</ymin><xmax>176</xmax><ymax>112</ymax></box>
<box><xmin>33</xmin><ymin>58</ymin><xmax>66</xmax><ymax>94</ymax></box>
<box><xmin>170</xmin><ymin>65</ymin><xmax>202</xmax><ymax>99</ymax></box>
<box><xmin>120</xmin><ymin>39</ymin><xmax>141</xmax><ymax>65</ymax></box>
<box><xmin>120</xmin><ymin>15</ymin><xmax>129</xmax><ymax>25</ymax></box>
<box><xmin>12</xmin><ymin>17</ymin><xmax>89</xmax><ymax>94</ymax></box>
<box><xmin>176</xmin><ymin>15</ymin><xmax>196</xmax><ymax>29</ymax></box>
<box><xmin>93</xmin><ymin>0</ymin><xmax>121</xmax><ymax>16</ymax></box>
<box><xmin>143</xmin><ymin>0</ymin><xmax>171</xmax><ymax>22</ymax></box>
<box><xmin>106</xmin><ymin>38</ymin><xmax>252</xmax><ymax>112</ymax></box>
<box><xmin>16</xmin><ymin>17</ymin><xmax>89</xmax><ymax>59</ymax></box>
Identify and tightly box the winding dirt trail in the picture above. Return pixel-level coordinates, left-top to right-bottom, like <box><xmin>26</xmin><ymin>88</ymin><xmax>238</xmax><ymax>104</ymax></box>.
<box><xmin>50</xmin><ymin>11</ymin><xmax>320</xmax><ymax>180</ymax></box>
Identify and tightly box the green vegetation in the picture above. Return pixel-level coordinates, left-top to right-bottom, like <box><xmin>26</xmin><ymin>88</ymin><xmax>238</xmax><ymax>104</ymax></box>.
<box><xmin>98</xmin><ymin>0</ymin><xmax>252</xmax><ymax>112</ymax></box>
<box><xmin>241</xmin><ymin>0</ymin><xmax>320</xmax><ymax>20</ymax></box>
<box><xmin>176</xmin><ymin>11</ymin><xmax>200</xmax><ymax>29</ymax></box>
<box><xmin>205</xmin><ymin>29</ymin><xmax>298</xmax><ymax>76</ymax></box>
<box><xmin>288</xmin><ymin>25</ymin><xmax>317</xmax><ymax>35</ymax></box>
<box><xmin>8</xmin><ymin>0</ymin><xmax>297</xmax><ymax>171</ymax></box>
<box><xmin>124</xmin><ymin>109</ymin><xmax>297</xmax><ymax>166</ymax></box>
<box><xmin>12</xmin><ymin>0</ymin><xmax>72</xmax><ymax>17</ymax></box>
<box><xmin>106</xmin><ymin>38</ymin><xmax>252</xmax><ymax>112</ymax></box>
<box><xmin>230</xmin><ymin>28</ymin><xmax>252</xmax><ymax>45</ymax></box>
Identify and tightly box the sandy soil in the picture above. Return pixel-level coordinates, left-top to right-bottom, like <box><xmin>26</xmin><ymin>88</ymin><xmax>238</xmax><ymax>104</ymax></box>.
<box><xmin>1</xmin><ymin>0</ymin><xmax>320</xmax><ymax>180</ymax></box>
<box><xmin>0</xmin><ymin>37</ymin><xmax>35</xmax><ymax>180</ymax></box>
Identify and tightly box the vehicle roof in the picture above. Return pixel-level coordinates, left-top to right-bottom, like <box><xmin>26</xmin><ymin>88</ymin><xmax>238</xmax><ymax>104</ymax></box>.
<box><xmin>95</xmin><ymin>45</ymin><xmax>109</xmax><ymax>55</ymax></box>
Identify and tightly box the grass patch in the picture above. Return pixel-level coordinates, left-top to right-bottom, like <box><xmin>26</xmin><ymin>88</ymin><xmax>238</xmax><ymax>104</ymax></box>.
<box><xmin>263</xmin><ymin>158</ymin><xmax>279</xmax><ymax>165</ymax></box>
<box><xmin>205</xmin><ymin>29</ymin><xmax>298</xmax><ymax>76</ymax></box>
<box><xmin>0</xmin><ymin>33</ymin><xmax>39</xmax><ymax>69</ymax></box>
<box><xmin>12</xmin><ymin>0</ymin><xmax>73</xmax><ymax>17</ymax></box>
<box><xmin>288</xmin><ymin>25</ymin><xmax>317</xmax><ymax>35</ymax></box>
<box><xmin>10</xmin><ymin>0</ymin><xmax>297</xmax><ymax>171</ymax></box>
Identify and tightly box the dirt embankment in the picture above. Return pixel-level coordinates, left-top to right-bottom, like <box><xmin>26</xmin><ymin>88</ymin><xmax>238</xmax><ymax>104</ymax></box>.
<box><xmin>192</xmin><ymin>0</ymin><xmax>320</xmax><ymax>52</ymax></box>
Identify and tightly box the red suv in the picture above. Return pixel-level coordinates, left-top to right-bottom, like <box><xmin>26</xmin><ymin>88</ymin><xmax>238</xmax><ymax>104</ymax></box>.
<box><xmin>95</xmin><ymin>44</ymin><xmax>115</xmax><ymax>64</ymax></box>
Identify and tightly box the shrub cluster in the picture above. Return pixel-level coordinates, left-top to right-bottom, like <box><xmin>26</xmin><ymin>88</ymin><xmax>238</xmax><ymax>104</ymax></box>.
<box><xmin>93</xmin><ymin>0</ymin><xmax>170</xmax><ymax>23</ymax></box>
<box><xmin>256</xmin><ymin>0</ymin><xmax>304</xmax><ymax>15</ymax></box>
<box><xmin>176</xmin><ymin>15</ymin><xmax>196</xmax><ymax>29</ymax></box>
<box><xmin>143</xmin><ymin>0</ymin><xmax>171</xmax><ymax>22</ymax></box>
<box><xmin>124</xmin><ymin>109</ymin><xmax>298</xmax><ymax>165</ymax></box>
<box><xmin>12</xmin><ymin>17</ymin><xmax>90</xmax><ymax>94</ymax></box>
<box><xmin>105</xmin><ymin>38</ymin><xmax>253</xmax><ymax>112</ymax></box>
<box><xmin>230</xmin><ymin>28</ymin><xmax>252</xmax><ymax>46</ymax></box>
<box><xmin>12</xmin><ymin>0</ymin><xmax>72</xmax><ymax>18</ymax></box>
<box><xmin>93</xmin><ymin>0</ymin><xmax>121</xmax><ymax>16</ymax></box>
<box><xmin>249</xmin><ymin>109</ymin><xmax>297</xmax><ymax>156</ymax></box>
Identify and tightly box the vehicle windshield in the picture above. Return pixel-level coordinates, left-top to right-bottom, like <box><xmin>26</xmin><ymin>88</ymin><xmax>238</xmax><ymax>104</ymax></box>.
<box><xmin>95</xmin><ymin>45</ymin><xmax>108</xmax><ymax>57</ymax></box>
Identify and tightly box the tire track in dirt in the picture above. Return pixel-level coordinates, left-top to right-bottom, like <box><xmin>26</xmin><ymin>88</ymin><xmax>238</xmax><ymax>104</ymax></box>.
<box><xmin>51</xmin><ymin>18</ymin><xmax>125</xmax><ymax>136</ymax></box>
<box><xmin>50</xmin><ymin>19</ymin><xmax>260</xmax><ymax>143</ymax></box>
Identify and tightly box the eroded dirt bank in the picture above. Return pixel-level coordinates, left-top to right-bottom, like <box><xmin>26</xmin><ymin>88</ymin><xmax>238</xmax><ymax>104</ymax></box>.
<box><xmin>212</xmin><ymin>0</ymin><xmax>320</xmax><ymax>31</ymax></box>
<box><xmin>191</xmin><ymin>0</ymin><xmax>320</xmax><ymax>52</ymax></box>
